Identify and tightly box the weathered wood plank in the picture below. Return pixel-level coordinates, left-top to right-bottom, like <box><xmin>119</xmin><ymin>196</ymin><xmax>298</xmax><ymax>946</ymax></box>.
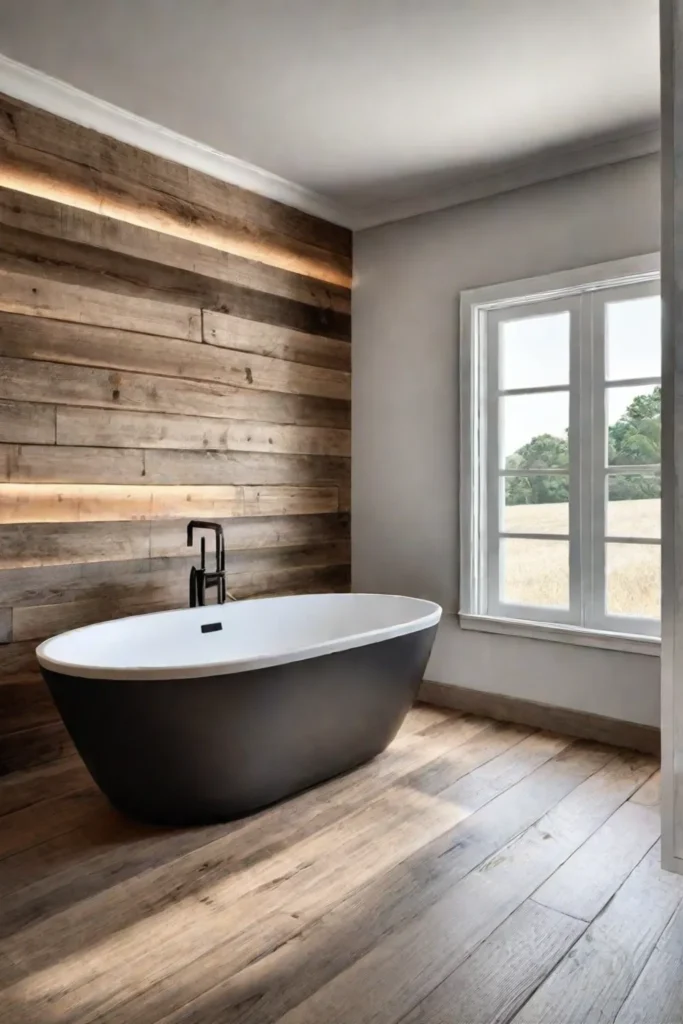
<box><xmin>0</xmin><ymin>399</ymin><xmax>55</xmax><ymax>444</ymax></box>
<box><xmin>0</xmin><ymin>681</ymin><xmax>58</xmax><ymax>734</ymax></box>
<box><xmin>143</xmin><ymin>449</ymin><xmax>351</xmax><ymax>486</ymax></box>
<box><xmin>10</xmin><ymin>544</ymin><xmax>350</xmax><ymax>639</ymax></box>
<box><xmin>0</xmin><ymin>642</ymin><xmax>42</xmax><ymax>685</ymax></box>
<box><xmin>0</xmin><ymin>358</ymin><xmax>350</xmax><ymax>429</ymax></box>
<box><xmin>273</xmin><ymin>753</ymin><xmax>655</xmax><ymax>1024</ymax></box>
<box><xmin>513</xmin><ymin>845</ymin><xmax>683</xmax><ymax>1024</ymax></box>
<box><xmin>0</xmin><ymin>788</ymin><xmax>110</xmax><ymax>862</ymax></box>
<box><xmin>0</xmin><ymin>309</ymin><xmax>350</xmax><ymax>401</ymax></box>
<box><xmin>56</xmin><ymin>405</ymin><xmax>350</xmax><ymax>453</ymax></box>
<box><xmin>0</xmin><ymin>541</ymin><xmax>350</xmax><ymax>610</ymax></box>
<box><xmin>0</xmin><ymin>720</ymin><xmax>73</xmax><ymax>776</ymax></box>
<box><xmin>0</xmin><ymin>521</ymin><xmax>151</xmax><ymax>570</ymax></box>
<box><xmin>614</xmin><ymin>895</ymin><xmax>683</xmax><ymax>1024</ymax></box>
<box><xmin>0</xmin><ymin>92</ymin><xmax>351</xmax><ymax>260</ymax></box>
<box><xmin>0</xmin><ymin>187</ymin><xmax>350</xmax><ymax>314</ymax></box>
<box><xmin>0</xmin><ymin>721</ymin><xmax>531</xmax><ymax>1017</ymax></box>
<box><xmin>533</xmin><ymin>800</ymin><xmax>661</xmax><ymax>921</ymax></box>
<box><xmin>0</xmin><ymin>261</ymin><xmax>201</xmax><ymax>340</ymax></box>
<box><xmin>0</xmin><ymin>444</ymin><xmax>349</xmax><ymax>485</ymax></box>
<box><xmin>0</xmin><ymin>558</ymin><xmax>153</xmax><ymax>607</ymax></box>
<box><xmin>0</xmin><ymin>483</ymin><xmax>339</xmax><ymax>524</ymax></box>
<box><xmin>132</xmin><ymin>734</ymin><xmax>589</xmax><ymax>1024</ymax></box>
<box><xmin>402</xmin><ymin>900</ymin><xmax>586</xmax><ymax>1024</ymax></box>
<box><xmin>0</xmin><ymin>755</ymin><xmax>88</xmax><ymax>818</ymax></box>
<box><xmin>0</xmin><ymin>717</ymin><xmax>480</xmax><ymax>913</ymax></box>
<box><xmin>0</xmin><ymin>443</ymin><xmax>145</xmax><ymax>484</ymax></box>
<box><xmin>202</xmin><ymin>309</ymin><xmax>351</xmax><ymax>371</ymax></box>
<box><xmin>0</xmin><ymin>127</ymin><xmax>351</xmax><ymax>285</ymax></box>
<box><xmin>12</xmin><ymin>564</ymin><xmax>350</xmax><ymax>642</ymax></box>
<box><xmin>0</xmin><ymin>514</ymin><xmax>347</xmax><ymax>569</ymax></box>
<box><xmin>0</xmin><ymin>223</ymin><xmax>351</xmax><ymax>341</ymax></box>
<box><xmin>151</xmin><ymin>512</ymin><xmax>348</xmax><ymax>559</ymax></box>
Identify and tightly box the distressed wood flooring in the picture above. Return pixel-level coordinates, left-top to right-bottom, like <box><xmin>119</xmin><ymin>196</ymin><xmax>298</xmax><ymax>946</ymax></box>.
<box><xmin>0</xmin><ymin>704</ymin><xmax>677</xmax><ymax>1024</ymax></box>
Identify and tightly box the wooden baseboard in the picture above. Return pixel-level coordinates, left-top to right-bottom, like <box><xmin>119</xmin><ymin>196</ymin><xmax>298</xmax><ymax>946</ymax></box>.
<box><xmin>419</xmin><ymin>680</ymin><xmax>661</xmax><ymax>757</ymax></box>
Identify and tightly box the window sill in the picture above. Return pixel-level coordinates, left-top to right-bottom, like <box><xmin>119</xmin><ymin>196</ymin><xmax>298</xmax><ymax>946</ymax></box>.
<box><xmin>459</xmin><ymin>613</ymin><xmax>660</xmax><ymax>657</ymax></box>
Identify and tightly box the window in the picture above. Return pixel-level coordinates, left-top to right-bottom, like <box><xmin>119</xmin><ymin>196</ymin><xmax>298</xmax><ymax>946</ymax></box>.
<box><xmin>460</xmin><ymin>255</ymin><xmax>661</xmax><ymax>649</ymax></box>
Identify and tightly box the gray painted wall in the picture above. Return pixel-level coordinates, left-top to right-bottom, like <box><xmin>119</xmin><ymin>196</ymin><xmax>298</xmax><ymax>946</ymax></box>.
<box><xmin>353</xmin><ymin>153</ymin><xmax>661</xmax><ymax>726</ymax></box>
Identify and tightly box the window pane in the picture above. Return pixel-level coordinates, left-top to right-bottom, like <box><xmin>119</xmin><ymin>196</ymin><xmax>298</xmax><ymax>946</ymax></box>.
<box><xmin>501</xmin><ymin>392</ymin><xmax>569</xmax><ymax>470</ymax></box>
<box><xmin>606</xmin><ymin>295</ymin><xmax>660</xmax><ymax>382</ymax></box>
<box><xmin>502</xmin><ymin>476</ymin><xmax>569</xmax><ymax>534</ymax></box>
<box><xmin>501</xmin><ymin>538</ymin><xmax>569</xmax><ymax>608</ymax></box>
<box><xmin>500</xmin><ymin>311</ymin><xmax>570</xmax><ymax>390</ymax></box>
<box><xmin>607</xmin><ymin>474</ymin><xmax>660</xmax><ymax>539</ymax></box>
<box><xmin>606</xmin><ymin>543</ymin><xmax>660</xmax><ymax>619</ymax></box>
<box><xmin>606</xmin><ymin>384</ymin><xmax>661</xmax><ymax>466</ymax></box>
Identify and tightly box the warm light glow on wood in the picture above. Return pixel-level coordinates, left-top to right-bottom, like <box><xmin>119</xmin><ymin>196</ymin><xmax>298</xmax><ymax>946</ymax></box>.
<box><xmin>0</xmin><ymin>162</ymin><xmax>351</xmax><ymax>289</ymax></box>
<box><xmin>0</xmin><ymin>483</ymin><xmax>338</xmax><ymax>523</ymax></box>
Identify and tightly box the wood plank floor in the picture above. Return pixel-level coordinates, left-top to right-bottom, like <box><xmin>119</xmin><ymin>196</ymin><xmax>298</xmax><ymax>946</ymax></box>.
<box><xmin>0</xmin><ymin>704</ymin><xmax>677</xmax><ymax>1024</ymax></box>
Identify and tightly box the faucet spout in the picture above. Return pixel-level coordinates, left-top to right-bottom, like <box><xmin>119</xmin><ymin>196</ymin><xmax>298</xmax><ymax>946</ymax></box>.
<box><xmin>187</xmin><ymin>521</ymin><xmax>228</xmax><ymax>607</ymax></box>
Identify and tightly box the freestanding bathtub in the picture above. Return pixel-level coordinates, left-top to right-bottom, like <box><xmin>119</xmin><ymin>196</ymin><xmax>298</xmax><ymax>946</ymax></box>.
<box><xmin>37</xmin><ymin>593</ymin><xmax>441</xmax><ymax>826</ymax></box>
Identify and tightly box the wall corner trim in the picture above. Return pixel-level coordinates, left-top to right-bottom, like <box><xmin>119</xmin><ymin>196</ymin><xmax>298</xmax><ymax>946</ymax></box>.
<box><xmin>0</xmin><ymin>51</ymin><xmax>353</xmax><ymax>229</ymax></box>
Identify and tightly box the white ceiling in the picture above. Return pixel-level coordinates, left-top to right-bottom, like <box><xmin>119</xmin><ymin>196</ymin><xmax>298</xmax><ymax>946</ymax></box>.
<box><xmin>0</xmin><ymin>0</ymin><xmax>660</xmax><ymax>228</ymax></box>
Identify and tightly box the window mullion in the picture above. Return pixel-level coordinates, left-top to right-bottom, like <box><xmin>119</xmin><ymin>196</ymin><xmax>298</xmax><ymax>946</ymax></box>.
<box><xmin>588</xmin><ymin>292</ymin><xmax>608</xmax><ymax>629</ymax></box>
<box><xmin>569</xmin><ymin>296</ymin><xmax>585</xmax><ymax>625</ymax></box>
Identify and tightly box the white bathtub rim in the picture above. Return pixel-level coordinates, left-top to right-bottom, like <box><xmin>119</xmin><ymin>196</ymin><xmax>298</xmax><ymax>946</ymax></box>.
<box><xmin>36</xmin><ymin>593</ymin><xmax>442</xmax><ymax>681</ymax></box>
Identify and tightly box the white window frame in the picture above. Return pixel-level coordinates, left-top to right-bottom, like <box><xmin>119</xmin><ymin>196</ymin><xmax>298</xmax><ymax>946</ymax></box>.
<box><xmin>460</xmin><ymin>253</ymin><xmax>661</xmax><ymax>656</ymax></box>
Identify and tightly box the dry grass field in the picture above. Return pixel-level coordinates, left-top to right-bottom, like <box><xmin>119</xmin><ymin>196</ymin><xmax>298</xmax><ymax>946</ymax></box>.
<box><xmin>503</xmin><ymin>498</ymin><xmax>660</xmax><ymax>618</ymax></box>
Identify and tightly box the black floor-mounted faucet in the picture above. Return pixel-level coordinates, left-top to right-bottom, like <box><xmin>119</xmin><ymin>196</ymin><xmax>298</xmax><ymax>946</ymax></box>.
<box><xmin>187</xmin><ymin>520</ymin><xmax>235</xmax><ymax>607</ymax></box>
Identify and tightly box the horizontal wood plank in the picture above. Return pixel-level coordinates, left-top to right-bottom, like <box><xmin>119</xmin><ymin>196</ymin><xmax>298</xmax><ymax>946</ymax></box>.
<box><xmin>143</xmin><ymin>449</ymin><xmax>350</xmax><ymax>486</ymax></box>
<box><xmin>0</xmin><ymin>400</ymin><xmax>55</xmax><ymax>444</ymax></box>
<box><xmin>0</xmin><ymin>514</ymin><xmax>348</xmax><ymax>570</ymax></box>
<box><xmin>0</xmin><ymin>310</ymin><xmax>350</xmax><ymax>402</ymax></box>
<box><xmin>0</xmin><ymin>557</ymin><xmax>155</xmax><ymax>608</ymax></box>
<box><xmin>0</xmin><ymin>483</ymin><xmax>339</xmax><ymax>524</ymax></box>
<box><xmin>0</xmin><ymin>187</ymin><xmax>349</xmax><ymax>314</ymax></box>
<box><xmin>56</xmin><ymin>404</ymin><xmax>350</xmax><ymax>451</ymax></box>
<box><xmin>202</xmin><ymin>310</ymin><xmax>351</xmax><ymax>371</ymax></box>
<box><xmin>0</xmin><ymin>682</ymin><xmax>58</xmax><ymax>735</ymax></box>
<box><xmin>151</xmin><ymin>512</ymin><xmax>348</xmax><ymax>559</ymax></box>
<box><xmin>0</xmin><ymin>358</ymin><xmax>350</xmax><ymax>430</ymax></box>
<box><xmin>0</xmin><ymin>755</ymin><xmax>88</xmax><ymax>818</ymax></box>
<box><xmin>0</xmin><ymin>720</ymin><xmax>73</xmax><ymax>776</ymax></box>
<box><xmin>0</xmin><ymin>542</ymin><xmax>349</xmax><ymax>610</ymax></box>
<box><xmin>0</xmin><ymin>521</ymin><xmax>151</xmax><ymax>570</ymax></box>
<box><xmin>0</xmin><ymin>134</ymin><xmax>351</xmax><ymax>287</ymax></box>
<box><xmin>402</xmin><ymin>900</ymin><xmax>585</xmax><ymax>1024</ymax></box>
<box><xmin>0</xmin><ymin>642</ymin><xmax>42</xmax><ymax>685</ymax></box>
<box><xmin>514</xmin><ymin>845</ymin><xmax>683</xmax><ymax>1024</ymax></box>
<box><xmin>0</xmin><ymin>444</ymin><xmax>145</xmax><ymax>484</ymax></box>
<box><xmin>533</xmin><ymin>800</ymin><xmax>661</xmax><ymax>922</ymax></box>
<box><xmin>0</xmin><ymin>262</ymin><xmax>200</xmax><ymax>341</ymax></box>
<box><xmin>0</xmin><ymin>224</ymin><xmax>351</xmax><ymax>341</ymax></box>
<box><xmin>12</xmin><ymin>559</ymin><xmax>351</xmax><ymax>641</ymax></box>
<box><xmin>0</xmin><ymin>92</ymin><xmax>351</xmax><ymax>260</ymax></box>
<box><xmin>0</xmin><ymin>443</ymin><xmax>350</xmax><ymax>485</ymax></box>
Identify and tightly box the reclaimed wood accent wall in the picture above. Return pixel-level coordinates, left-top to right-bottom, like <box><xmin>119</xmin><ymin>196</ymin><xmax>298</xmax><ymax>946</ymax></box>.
<box><xmin>0</xmin><ymin>92</ymin><xmax>352</xmax><ymax>774</ymax></box>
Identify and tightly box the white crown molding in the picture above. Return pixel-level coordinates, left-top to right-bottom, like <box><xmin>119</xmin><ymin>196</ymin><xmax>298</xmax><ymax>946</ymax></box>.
<box><xmin>350</xmin><ymin>124</ymin><xmax>661</xmax><ymax>231</ymax></box>
<box><xmin>0</xmin><ymin>52</ymin><xmax>353</xmax><ymax>228</ymax></box>
<box><xmin>0</xmin><ymin>51</ymin><xmax>662</xmax><ymax>236</ymax></box>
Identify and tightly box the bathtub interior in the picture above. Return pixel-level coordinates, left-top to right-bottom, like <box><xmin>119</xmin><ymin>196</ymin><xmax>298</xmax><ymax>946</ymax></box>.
<box><xmin>37</xmin><ymin>592</ymin><xmax>442</xmax><ymax>679</ymax></box>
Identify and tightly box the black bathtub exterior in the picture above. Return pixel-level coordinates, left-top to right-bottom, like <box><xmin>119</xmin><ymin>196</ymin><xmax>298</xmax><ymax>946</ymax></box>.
<box><xmin>41</xmin><ymin>625</ymin><xmax>437</xmax><ymax>826</ymax></box>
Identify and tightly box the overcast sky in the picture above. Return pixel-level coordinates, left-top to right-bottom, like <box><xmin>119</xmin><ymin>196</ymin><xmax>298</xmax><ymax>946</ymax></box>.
<box><xmin>499</xmin><ymin>294</ymin><xmax>660</xmax><ymax>457</ymax></box>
